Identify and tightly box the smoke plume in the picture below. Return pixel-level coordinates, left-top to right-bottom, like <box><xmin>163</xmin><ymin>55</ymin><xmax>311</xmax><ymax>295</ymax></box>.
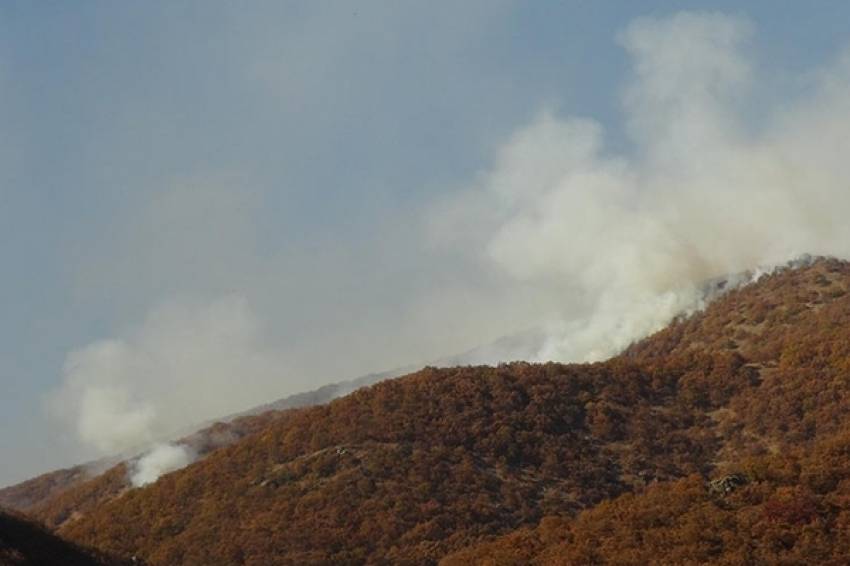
<box><xmin>48</xmin><ymin>296</ymin><xmax>287</xmax><ymax>483</ymax></box>
<box><xmin>130</xmin><ymin>443</ymin><xmax>196</xmax><ymax>487</ymax></box>
<box><xmin>434</xmin><ymin>12</ymin><xmax>850</xmax><ymax>362</ymax></box>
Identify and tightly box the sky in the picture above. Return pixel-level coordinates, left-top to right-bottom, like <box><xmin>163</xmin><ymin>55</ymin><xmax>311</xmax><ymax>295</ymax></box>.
<box><xmin>3</xmin><ymin>1</ymin><xmax>850</xmax><ymax>486</ymax></box>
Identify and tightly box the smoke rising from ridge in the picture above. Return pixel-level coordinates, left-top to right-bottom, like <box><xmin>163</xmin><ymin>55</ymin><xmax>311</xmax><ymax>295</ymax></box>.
<box><xmin>434</xmin><ymin>12</ymin><xmax>850</xmax><ymax>361</ymax></box>
<box><xmin>48</xmin><ymin>296</ymin><xmax>287</xmax><ymax>483</ymax></box>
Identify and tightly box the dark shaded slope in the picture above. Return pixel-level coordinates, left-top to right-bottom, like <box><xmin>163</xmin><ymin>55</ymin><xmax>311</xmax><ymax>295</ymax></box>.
<box><xmin>0</xmin><ymin>509</ymin><xmax>129</xmax><ymax>566</ymax></box>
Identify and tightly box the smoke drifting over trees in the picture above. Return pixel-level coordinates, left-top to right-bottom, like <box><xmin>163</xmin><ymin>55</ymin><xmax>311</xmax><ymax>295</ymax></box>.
<box><xmin>47</xmin><ymin>11</ymin><xmax>850</xmax><ymax>482</ymax></box>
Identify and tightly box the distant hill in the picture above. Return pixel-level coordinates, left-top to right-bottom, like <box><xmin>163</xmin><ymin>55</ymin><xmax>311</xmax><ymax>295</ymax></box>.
<box><xmin>31</xmin><ymin>258</ymin><xmax>850</xmax><ymax>564</ymax></box>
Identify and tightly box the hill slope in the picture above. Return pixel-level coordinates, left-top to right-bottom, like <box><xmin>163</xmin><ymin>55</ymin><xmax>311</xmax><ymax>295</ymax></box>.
<box><xmin>0</xmin><ymin>369</ymin><xmax>405</xmax><ymax>522</ymax></box>
<box><xmin>17</xmin><ymin>257</ymin><xmax>850</xmax><ymax>564</ymax></box>
<box><xmin>0</xmin><ymin>330</ymin><xmax>545</xmax><ymax>521</ymax></box>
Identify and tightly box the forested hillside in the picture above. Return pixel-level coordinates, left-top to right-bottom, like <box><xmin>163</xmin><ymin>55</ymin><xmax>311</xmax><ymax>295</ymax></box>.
<box><xmin>442</xmin><ymin>430</ymin><xmax>850</xmax><ymax>565</ymax></box>
<box><xmin>7</xmin><ymin>258</ymin><xmax>850</xmax><ymax>564</ymax></box>
<box><xmin>443</xmin><ymin>258</ymin><xmax>850</xmax><ymax>564</ymax></box>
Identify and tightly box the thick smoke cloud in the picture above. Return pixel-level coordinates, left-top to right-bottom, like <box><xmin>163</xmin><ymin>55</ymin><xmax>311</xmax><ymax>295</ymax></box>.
<box><xmin>436</xmin><ymin>12</ymin><xmax>850</xmax><ymax>362</ymax></box>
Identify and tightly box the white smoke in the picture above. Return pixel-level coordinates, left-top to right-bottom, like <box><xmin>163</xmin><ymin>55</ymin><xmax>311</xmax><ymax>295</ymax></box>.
<box><xmin>47</xmin><ymin>295</ymin><xmax>288</xmax><ymax>482</ymax></box>
<box><xmin>434</xmin><ymin>12</ymin><xmax>850</xmax><ymax>362</ymax></box>
<box><xmin>130</xmin><ymin>443</ymin><xmax>196</xmax><ymax>487</ymax></box>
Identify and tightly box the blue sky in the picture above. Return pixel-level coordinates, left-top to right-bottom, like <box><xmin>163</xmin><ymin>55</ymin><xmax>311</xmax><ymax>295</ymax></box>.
<box><xmin>3</xmin><ymin>2</ymin><xmax>850</xmax><ymax>485</ymax></box>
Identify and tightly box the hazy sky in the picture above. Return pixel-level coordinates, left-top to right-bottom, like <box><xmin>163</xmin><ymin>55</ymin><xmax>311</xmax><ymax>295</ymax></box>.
<box><xmin>3</xmin><ymin>2</ymin><xmax>850</xmax><ymax>486</ymax></box>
